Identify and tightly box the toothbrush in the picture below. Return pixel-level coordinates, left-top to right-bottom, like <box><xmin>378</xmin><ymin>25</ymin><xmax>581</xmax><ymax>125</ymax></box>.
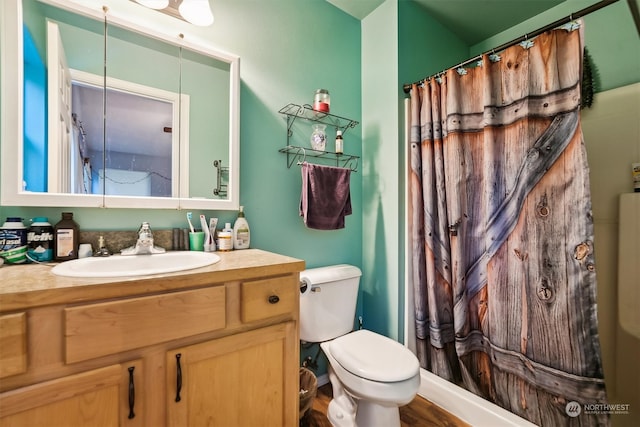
<box><xmin>209</xmin><ymin>217</ymin><xmax>219</xmax><ymax>250</ymax></box>
<box><xmin>200</xmin><ymin>214</ymin><xmax>212</xmax><ymax>251</ymax></box>
<box><xmin>187</xmin><ymin>212</ymin><xmax>195</xmax><ymax>233</ymax></box>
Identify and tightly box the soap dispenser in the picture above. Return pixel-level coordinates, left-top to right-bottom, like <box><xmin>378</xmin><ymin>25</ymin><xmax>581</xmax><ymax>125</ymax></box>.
<box><xmin>233</xmin><ymin>206</ymin><xmax>250</xmax><ymax>250</ymax></box>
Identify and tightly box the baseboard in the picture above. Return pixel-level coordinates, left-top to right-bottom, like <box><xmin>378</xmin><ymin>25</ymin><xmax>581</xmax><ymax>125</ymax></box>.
<box><xmin>316</xmin><ymin>373</ymin><xmax>330</xmax><ymax>387</ymax></box>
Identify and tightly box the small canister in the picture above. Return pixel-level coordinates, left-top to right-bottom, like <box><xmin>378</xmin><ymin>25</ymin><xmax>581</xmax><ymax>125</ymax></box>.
<box><xmin>0</xmin><ymin>217</ymin><xmax>28</xmax><ymax>264</ymax></box>
<box><xmin>27</xmin><ymin>217</ymin><xmax>54</xmax><ymax>262</ymax></box>
<box><xmin>217</xmin><ymin>223</ymin><xmax>233</xmax><ymax>252</ymax></box>
<box><xmin>313</xmin><ymin>89</ymin><xmax>330</xmax><ymax>113</ymax></box>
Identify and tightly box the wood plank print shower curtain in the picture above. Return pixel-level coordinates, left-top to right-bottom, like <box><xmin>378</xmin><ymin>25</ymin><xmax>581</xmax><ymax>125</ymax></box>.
<box><xmin>408</xmin><ymin>24</ymin><xmax>608</xmax><ymax>426</ymax></box>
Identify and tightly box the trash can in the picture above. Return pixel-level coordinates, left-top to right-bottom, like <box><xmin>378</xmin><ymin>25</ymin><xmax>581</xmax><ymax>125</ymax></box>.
<box><xmin>299</xmin><ymin>367</ymin><xmax>318</xmax><ymax>422</ymax></box>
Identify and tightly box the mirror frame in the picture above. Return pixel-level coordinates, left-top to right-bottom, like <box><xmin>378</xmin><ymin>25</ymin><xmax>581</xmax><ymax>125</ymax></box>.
<box><xmin>1</xmin><ymin>0</ymin><xmax>240</xmax><ymax>210</ymax></box>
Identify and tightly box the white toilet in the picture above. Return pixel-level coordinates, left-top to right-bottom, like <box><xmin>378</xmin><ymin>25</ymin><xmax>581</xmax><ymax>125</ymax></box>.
<box><xmin>299</xmin><ymin>264</ymin><xmax>420</xmax><ymax>427</ymax></box>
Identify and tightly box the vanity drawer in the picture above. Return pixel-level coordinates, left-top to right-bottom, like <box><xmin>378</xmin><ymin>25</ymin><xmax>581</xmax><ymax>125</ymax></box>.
<box><xmin>0</xmin><ymin>312</ymin><xmax>27</xmax><ymax>378</ymax></box>
<box><xmin>241</xmin><ymin>277</ymin><xmax>296</xmax><ymax>323</ymax></box>
<box><xmin>65</xmin><ymin>286</ymin><xmax>226</xmax><ymax>363</ymax></box>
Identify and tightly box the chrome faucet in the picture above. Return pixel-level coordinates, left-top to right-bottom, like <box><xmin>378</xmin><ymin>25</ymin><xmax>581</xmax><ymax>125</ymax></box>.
<box><xmin>121</xmin><ymin>222</ymin><xmax>166</xmax><ymax>255</ymax></box>
<box><xmin>94</xmin><ymin>235</ymin><xmax>111</xmax><ymax>257</ymax></box>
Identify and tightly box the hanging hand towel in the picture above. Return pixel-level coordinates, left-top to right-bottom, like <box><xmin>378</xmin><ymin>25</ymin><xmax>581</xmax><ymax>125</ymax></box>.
<box><xmin>300</xmin><ymin>162</ymin><xmax>352</xmax><ymax>230</ymax></box>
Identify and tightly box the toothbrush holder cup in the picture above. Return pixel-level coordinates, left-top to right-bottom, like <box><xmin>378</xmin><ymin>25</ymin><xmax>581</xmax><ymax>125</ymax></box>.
<box><xmin>189</xmin><ymin>232</ymin><xmax>205</xmax><ymax>251</ymax></box>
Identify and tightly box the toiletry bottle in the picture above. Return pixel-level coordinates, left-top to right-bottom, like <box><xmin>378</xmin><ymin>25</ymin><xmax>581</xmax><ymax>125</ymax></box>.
<box><xmin>54</xmin><ymin>212</ymin><xmax>79</xmax><ymax>261</ymax></box>
<box><xmin>218</xmin><ymin>223</ymin><xmax>234</xmax><ymax>252</ymax></box>
<box><xmin>0</xmin><ymin>217</ymin><xmax>28</xmax><ymax>264</ymax></box>
<box><xmin>335</xmin><ymin>130</ymin><xmax>344</xmax><ymax>154</ymax></box>
<box><xmin>233</xmin><ymin>206</ymin><xmax>251</xmax><ymax>250</ymax></box>
<box><xmin>27</xmin><ymin>217</ymin><xmax>53</xmax><ymax>262</ymax></box>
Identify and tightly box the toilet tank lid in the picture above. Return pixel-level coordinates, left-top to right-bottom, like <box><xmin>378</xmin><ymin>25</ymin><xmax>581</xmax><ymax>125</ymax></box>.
<box><xmin>300</xmin><ymin>264</ymin><xmax>362</xmax><ymax>285</ymax></box>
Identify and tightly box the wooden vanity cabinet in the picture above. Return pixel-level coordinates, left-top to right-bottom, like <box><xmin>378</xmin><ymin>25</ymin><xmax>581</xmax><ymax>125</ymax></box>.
<box><xmin>167</xmin><ymin>322</ymin><xmax>297</xmax><ymax>426</ymax></box>
<box><xmin>0</xmin><ymin>360</ymin><xmax>144</xmax><ymax>427</ymax></box>
<box><xmin>0</xmin><ymin>251</ymin><xmax>303</xmax><ymax>427</ymax></box>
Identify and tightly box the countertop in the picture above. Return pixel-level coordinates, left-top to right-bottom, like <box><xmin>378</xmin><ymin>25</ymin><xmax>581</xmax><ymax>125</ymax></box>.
<box><xmin>0</xmin><ymin>249</ymin><xmax>305</xmax><ymax>312</ymax></box>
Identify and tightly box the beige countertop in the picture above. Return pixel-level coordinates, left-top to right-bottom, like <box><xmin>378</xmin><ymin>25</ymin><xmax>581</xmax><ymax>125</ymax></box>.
<box><xmin>0</xmin><ymin>249</ymin><xmax>305</xmax><ymax>312</ymax></box>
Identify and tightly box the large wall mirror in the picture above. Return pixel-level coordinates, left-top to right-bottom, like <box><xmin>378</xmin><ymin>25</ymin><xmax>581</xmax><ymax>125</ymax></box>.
<box><xmin>0</xmin><ymin>0</ymin><xmax>240</xmax><ymax>210</ymax></box>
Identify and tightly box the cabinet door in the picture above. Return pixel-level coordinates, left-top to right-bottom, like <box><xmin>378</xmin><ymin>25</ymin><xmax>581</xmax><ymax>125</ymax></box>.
<box><xmin>0</xmin><ymin>312</ymin><xmax>27</xmax><ymax>379</ymax></box>
<box><xmin>167</xmin><ymin>322</ymin><xmax>298</xmax><ymax>427</ymax></box>
<box><xmin>0</xmin><ymin>360</ymin><xmax>144</xmax><ymax>427</ymax></box>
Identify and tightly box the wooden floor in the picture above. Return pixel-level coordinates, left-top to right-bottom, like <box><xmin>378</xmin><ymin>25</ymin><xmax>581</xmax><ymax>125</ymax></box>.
<box><xmin>303</xmin><ymin>382</ymin><xmax>470</xmax><ymax>427</ymax></box>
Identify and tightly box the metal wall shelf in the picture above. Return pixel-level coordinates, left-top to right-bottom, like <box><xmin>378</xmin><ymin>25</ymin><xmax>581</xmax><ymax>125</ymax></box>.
<box><xmin>278</xmin><ymin>103</ymin><xmax>360</xmax><ymax>171</ymax></box>
<box><xmin>278</xmin><ymin>145</ymin><xmax>359</xmax><ymax>171</ymax></box>
<box><xmin>279</xmin><ymin>103</ymin><xmax>359</xmax><ymax>134</ymax></box>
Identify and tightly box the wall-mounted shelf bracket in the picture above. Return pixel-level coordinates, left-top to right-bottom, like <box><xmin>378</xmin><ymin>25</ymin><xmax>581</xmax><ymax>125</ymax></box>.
<box><xmin>278</xmin><ymin>145</ymin><xmax>359</xmax><ymax>172</ymax></box>
<box><xmin>279</xmin><ymin>103</ymin><xmax>359</xmax><ymax>137</ymax></box>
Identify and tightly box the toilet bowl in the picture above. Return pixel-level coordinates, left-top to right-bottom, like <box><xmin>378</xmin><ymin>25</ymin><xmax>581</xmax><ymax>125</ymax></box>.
<box><xmin>299</xmin><ymin>265</ymin><xmax>420</xmax><ymax>427</ymax></box>
<box><xmin>321</xmin><ymin>330</ymin><xmax>420</xmax><ymax>427</ymax></box>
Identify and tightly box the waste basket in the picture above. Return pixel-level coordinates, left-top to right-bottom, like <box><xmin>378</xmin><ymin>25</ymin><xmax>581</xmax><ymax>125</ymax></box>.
<box><xmin>299</xmin><ymin>367</ymin><xmax>317</xmax><ymax>421</ymax></box>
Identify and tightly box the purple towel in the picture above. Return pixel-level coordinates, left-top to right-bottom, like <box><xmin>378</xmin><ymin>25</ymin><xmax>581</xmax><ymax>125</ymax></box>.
<box><xmin>299</xmin><ymin>162</ymin><xmax>352</xmax><ymax>230</ymax></box>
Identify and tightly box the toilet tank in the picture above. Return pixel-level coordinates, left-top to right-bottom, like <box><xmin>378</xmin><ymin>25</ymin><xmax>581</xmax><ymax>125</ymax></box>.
<box><xmin>299</xmin><ymin>264</ymin><xmax>362</xmax><ymax>343</ymax></box>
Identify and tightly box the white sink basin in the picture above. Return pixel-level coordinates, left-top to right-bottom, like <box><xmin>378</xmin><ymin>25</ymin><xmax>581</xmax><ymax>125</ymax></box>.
<box><xmin>51</xmin><ymin>251</ymin><xmax>220</xmax><ymax>278</ymax></box>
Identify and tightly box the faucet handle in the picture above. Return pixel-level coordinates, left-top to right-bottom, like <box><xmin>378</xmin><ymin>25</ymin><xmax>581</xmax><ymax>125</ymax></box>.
<box><xmin>139</xmin><ymin>222</ymin><xmax>153</xmax><ymax>236</ymax></box>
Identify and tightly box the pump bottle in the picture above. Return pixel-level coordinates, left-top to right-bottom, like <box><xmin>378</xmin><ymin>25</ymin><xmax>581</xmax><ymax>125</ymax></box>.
<box><xmin>233</xmin><ymin>206</ymin><xmax>251</xmax><ymax>250</ymax></box>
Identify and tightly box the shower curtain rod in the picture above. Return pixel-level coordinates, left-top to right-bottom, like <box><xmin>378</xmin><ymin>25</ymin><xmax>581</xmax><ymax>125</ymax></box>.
<box><xmin>402</xmin><ymin>0</ymin><xmax>620</xmax><ymax>93</ymax></box>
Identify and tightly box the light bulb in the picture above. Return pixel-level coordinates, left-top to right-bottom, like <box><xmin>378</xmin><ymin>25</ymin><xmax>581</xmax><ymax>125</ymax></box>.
<box><xmin>135</xmin><ymin>0</ymin><xmax>169</xmax><ymax>10</ymax></box>
<box><xmin>178</xmin><ymin>0</ymin><xmax>214</xmax><ymax>26</ymax></box>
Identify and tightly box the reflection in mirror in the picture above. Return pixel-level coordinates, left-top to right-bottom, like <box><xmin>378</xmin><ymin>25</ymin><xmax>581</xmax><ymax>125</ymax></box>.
<box><xmin>22</xmin><ymin>0</ymin><xmax>104</xmax><ymax>194</ymax></box>
<box><xmin>104</xmin><ymin>21</ymin><xmax>181</xmax><ymax>198</ymax></box>
<box><xmin>72</xmin><ymin>72</ymin><xmax>181</xmax><ymax>197</ymax></box>
<box><xmin>2</xmin><ymin>0</ymin><xmax>240</xmax><ymax>209</ymax></box>
<box><xmin>180</xmin><ymin>48</ymin><xmax>230</xmax><ymax>199</ymax></box>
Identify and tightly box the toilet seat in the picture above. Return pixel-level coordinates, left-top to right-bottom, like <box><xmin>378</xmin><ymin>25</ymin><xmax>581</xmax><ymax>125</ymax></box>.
<box><xmin>329</xmin><ymin>330</ymin><xmax>419</xmax><ymax>383</ymax></box>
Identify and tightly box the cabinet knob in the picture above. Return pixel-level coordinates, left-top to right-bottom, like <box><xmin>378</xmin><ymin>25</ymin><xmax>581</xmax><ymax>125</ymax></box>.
<box><xmin>268</xmin><ymin>295</ymin><xmax>280</xmax><ymax>304</ymax></box>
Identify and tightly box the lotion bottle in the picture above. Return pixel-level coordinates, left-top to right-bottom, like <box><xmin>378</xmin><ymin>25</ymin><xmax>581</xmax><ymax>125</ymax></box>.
<box><xmin>233</xmin><ymin>206</ymin><xmax>251</xmax><ymax>249</ymax></box>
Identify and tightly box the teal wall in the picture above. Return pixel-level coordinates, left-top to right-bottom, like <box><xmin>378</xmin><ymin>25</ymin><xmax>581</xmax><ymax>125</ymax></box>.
<box><xmin>2</xmin><ymin>0</ymin><xmax>638</xmax><ymax>378</ymax></box>
<box><xmin>471</xmin><ymin>0</ymin><xmax>640</xmax><ymax>93</ymax></box>
<box><xmin>361</xmin><ymin>0</ymin><xmax>400</xmax><ymax>340</ymax></box>
<box><xmin>1</xmin><ymin>0</ymin><xmax>363</xmax><ymax>272</ymax></box>
<box><xmin>367</xmin><ymin>0</ymin><xmax>639</xmax><ymax>349</ymax></box>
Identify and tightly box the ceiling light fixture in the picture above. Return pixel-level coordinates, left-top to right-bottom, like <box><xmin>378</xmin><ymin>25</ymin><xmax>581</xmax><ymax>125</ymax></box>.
<box><xmin>134</xmin><ymin>0</ymin><xmax>169</xmax><ymax>10</ymax></box>
<box><xmin>133</xmin><ymin>0</ymin><xmax>214</xmax><ymax>27</ymax></box>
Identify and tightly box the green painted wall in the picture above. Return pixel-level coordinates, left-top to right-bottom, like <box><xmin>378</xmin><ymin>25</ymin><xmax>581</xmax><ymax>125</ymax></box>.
<box><xmin>3</xmin><ymin>0</ymin><xmax>638</xmax><ymax>380</ymax></box>
<box><xmin>381</xmin><ymin>0</ymin><xmax>639</xmax><ymax>348</ymax></box>
<box><xmin>471</xmin><ymin>0</ymin><xmax>640</xmax><ymax>93</ymax></box>
<box><xmin>398</xmin><ymin>0</ymin><xmax>469</xmax><ymax>87</ymax></box>
<box><xmin>1</xmin><ymin>0</ymin><xmax>363</xmax><ymax>271</ymax></box>
<box><xmin>361</xmin><ymin>0</ymin><xmax>400</xmax><ymax>340</ymax></box>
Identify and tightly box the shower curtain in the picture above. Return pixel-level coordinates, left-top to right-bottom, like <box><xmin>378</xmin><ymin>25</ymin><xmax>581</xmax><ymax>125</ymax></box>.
<box><xmin>408</xmin><ymin>23</ymin><xmax>608</xmax><ymax>426</ymax></box>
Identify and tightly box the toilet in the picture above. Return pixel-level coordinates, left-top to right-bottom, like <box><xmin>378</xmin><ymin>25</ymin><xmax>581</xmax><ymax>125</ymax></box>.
<box><xmin>299</xmin><ymin>264</ymin><xmax>420</xmax><ymax>427</ymax></box>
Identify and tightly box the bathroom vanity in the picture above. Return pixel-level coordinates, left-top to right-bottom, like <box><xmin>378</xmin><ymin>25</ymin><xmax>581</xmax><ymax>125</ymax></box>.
<box><xmin>0</xmin><ymin>249</ymin><xmax>304</xmax><ymax>426</ymax></box>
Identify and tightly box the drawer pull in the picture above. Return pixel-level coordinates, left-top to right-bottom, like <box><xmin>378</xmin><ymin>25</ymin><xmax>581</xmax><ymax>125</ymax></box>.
<box><xmin>175</xmin><ymin>353</ymin><xmax>182</xmax><ymax>402</ymax></box>
<box><xmin>128</xmin><ymin>366</ymin><xmax>136</xmax><ymax>419</ymax></box>
<box><xmin>268</xmin><ymin>295</ymin><xmax>280</xmax><ymax>304</ymax></box>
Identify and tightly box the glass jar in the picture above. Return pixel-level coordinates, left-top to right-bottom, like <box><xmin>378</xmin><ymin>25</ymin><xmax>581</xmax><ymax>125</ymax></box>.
<box><xmin>310</xmin><ymin>124</ymin><xmax>327</xmax><ymax>151</ymax></box>
<box><xmin>313</xmin><ymin>89</ymin><xmax>330</xmax><ymax>113</ymax></box>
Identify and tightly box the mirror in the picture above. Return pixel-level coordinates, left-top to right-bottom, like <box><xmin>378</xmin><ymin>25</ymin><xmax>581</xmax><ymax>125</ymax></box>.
<box><xmin>1</xmin><ymin>0</ymin><xmax>240</xmax><ymax>210</ymax></box>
